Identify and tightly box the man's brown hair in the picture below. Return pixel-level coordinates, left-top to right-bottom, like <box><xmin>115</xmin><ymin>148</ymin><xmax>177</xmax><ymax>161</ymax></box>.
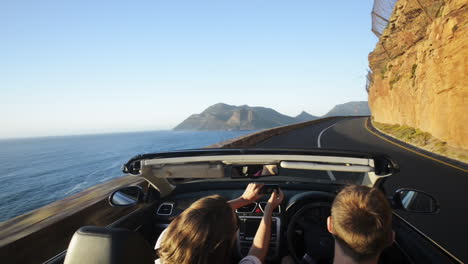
<box><xmin>158</xmin><ymin>195</ymin><xmax>237</xmax><ymax>264</ymax></box>
<box><xmin>331</xmin><ymin>185</ymin><xmax>392</xmax><ymax>261</ymax></box>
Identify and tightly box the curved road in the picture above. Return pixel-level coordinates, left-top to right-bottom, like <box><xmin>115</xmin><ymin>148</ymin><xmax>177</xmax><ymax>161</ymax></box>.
<box><xmin>255</xmin><ymin>116</ymin><xmax>468</xmax><ymax>262</ymax></box>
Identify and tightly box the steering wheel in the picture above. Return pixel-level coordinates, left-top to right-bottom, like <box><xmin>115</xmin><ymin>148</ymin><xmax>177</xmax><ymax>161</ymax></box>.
<box><xmin>287</xmin><ymin>202</ymin><xmax>334</xmax><ymax>264</ymax></box>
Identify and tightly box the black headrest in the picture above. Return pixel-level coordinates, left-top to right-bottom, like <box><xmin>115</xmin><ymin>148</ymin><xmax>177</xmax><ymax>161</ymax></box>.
<box><xmin>64</xmin><ymin>226</ymin><xmax>154</xmax><ymax>264</ymax></box>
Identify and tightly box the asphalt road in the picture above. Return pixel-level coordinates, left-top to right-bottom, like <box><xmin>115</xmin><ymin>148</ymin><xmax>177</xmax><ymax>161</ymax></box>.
<box><xmin>255</xmin><ymin>116</ymin><xmax>468</xmax><ymax>262</ymax></box>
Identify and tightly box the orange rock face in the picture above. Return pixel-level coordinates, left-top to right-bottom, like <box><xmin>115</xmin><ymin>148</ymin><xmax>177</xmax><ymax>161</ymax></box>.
<box><xmin>368</xmin><ymin>0</ymin><xmax>468</xmax><ymax>149</ymax></box>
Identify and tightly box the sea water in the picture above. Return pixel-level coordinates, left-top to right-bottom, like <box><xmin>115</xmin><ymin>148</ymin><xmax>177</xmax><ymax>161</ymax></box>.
<box><xmin>0</xmin><ymin>130</ymin><xmax>253</xmax><ymax>222</ymax></box>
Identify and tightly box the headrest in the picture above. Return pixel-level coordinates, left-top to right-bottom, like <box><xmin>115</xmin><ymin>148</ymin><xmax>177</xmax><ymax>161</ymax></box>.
<box><xmin>64</xmin><ymin>226</ymin><xmax>154</xmax><ymax>264</ymax></box>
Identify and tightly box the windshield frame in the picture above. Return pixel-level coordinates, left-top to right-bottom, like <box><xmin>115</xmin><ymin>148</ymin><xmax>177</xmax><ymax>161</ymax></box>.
<box><xmin>122</xmin><ymin>148</ymin><xmax>399</xmax><ymax>196</ymax></box>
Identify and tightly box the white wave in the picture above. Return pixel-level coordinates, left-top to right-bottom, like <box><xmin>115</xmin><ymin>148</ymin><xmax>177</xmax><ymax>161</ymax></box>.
<box><xmin>64</xmin><ymin>182</ymin><xmax>88</xmax><ymax>195</ymax></box>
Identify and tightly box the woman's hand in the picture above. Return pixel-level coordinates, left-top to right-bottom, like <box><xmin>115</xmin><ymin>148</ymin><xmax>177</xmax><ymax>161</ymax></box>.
<box><xmin>265</xmin><ymin>189</ymin><xmax>284</xmax><ymax>214</ymax></box>
<box><xmin>241</xmin><ymin>183</ymin><xmax>264</xmax><ymax>203</ymax></box>
<box><xmin>229</xmin><ymin>183</ymin><xmax>264</xmax><ymax>210</ymax></box>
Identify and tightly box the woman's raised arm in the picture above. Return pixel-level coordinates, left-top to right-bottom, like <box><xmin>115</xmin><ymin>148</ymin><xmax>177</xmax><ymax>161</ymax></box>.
<box><xmin>247</xmin><ymin>189</ymin><xmax>284</xmax><ymax>262</ymax></box>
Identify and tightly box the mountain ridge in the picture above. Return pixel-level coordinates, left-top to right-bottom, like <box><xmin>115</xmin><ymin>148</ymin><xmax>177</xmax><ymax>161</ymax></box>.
<box><xmin>173</xmin><ymin>101</ymin><xmax>369</xmax><ymax>131</ymax></box>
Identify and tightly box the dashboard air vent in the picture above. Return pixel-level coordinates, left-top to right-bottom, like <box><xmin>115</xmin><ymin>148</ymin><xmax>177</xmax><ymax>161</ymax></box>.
<box><xmin>259</xmin><ymin>202</ymin><xmax>281</xmax><ymax>214</ymax></box>
<box><xmin>236</xmin><ymin>203</ymin><xmax>257</xmax><ymax>213</ymax></box>
<box><xmin>157</xmin><ymin>203</ymin><xmax>174</xmax><ymax>216</ymax></box>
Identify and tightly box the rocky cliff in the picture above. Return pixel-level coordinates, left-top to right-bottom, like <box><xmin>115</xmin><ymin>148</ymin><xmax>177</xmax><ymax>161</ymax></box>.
<box><xmin>368</xmin><ymin>0</ymin><xmax>467</xmax><ymax>149</ymax></box>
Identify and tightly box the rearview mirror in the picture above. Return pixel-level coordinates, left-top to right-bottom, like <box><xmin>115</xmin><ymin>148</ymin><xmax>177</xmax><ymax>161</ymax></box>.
<box><xmin>393</xmin><ymin>188</ymin><xmax>439</xmax><ymax>213</ymax></box>
<box><xmin>108</xmin><ymin>186</ymin><xmax>143</xmax><ymax>207</ymax></box>
<box><xmin>230</xmin><ymin>164</ymin><xmax>279</xmax><ymax>178</ymax></box>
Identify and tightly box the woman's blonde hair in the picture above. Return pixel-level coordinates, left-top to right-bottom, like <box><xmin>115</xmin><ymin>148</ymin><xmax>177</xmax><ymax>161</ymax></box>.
<box><xmin>158</xmin><ymin>195</ymin><xmax>237</xmax><ymax>264</ymax></box>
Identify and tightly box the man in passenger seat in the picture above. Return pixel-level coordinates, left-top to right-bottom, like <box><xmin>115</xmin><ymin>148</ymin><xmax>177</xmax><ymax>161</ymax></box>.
<box><xmin>154</xmin><ymin>183</ymin><xmax>283</xmax><ymax>264</ymax></box>
<box><xmin>326</xmin><ymin>185</ymin><xmax>394</xmax><ymax>264</ymax></box>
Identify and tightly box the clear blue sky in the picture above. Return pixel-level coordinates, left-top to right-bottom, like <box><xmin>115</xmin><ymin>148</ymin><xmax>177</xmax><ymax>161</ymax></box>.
<box><xmin>1</xmin><ymin>0</ymin><xmax>378</xmax><ymax>138</ymax></box>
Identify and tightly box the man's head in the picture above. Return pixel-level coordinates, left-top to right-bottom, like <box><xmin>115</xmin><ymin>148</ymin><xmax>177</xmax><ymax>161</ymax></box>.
<box><xmin>327</xmin><ymin>185</ymin><xmax>393</xmax><ymax>262</ymax></box>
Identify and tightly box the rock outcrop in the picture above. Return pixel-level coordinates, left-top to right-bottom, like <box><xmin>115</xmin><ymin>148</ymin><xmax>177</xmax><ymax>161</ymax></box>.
<box><xmin>368</xmin><ymin>0</ymin><xmax>467</xmax><ymax>149</ymax></box>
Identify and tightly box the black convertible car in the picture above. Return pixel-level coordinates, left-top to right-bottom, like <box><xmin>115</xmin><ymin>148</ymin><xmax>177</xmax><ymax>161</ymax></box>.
<box><xmin>59</xmin><ymin>149</ymin><xmax>459</xmax><ymax>264</ymax></box>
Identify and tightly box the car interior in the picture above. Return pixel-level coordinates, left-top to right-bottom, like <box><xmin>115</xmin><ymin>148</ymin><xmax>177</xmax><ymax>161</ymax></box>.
<box><xmin>58</xmin><ymin>150</ymin><xmax>455</xmax><ymax>264</ymax></box>
<box><xmin>60</xmin><ymin>181</ymin><xmax>451</xmax><ymax>264</ymax></box>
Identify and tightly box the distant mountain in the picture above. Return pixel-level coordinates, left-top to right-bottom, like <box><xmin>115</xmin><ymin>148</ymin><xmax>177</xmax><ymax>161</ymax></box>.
<box><xmin>174</xmin><ymin>102</ymin><xmax>370</xmax><ymax>131</ymax></box>
<box><xmin>295</xmin><ymin>111</ymin><xmax>319</xmax><ymax>122</ymax></box>
<box><xmin>174</xmin><ymin>103</ymin><xmax>297</xmax><ymax>131</ymax></box>
<box><xmin>323</xmin><ymin>101</ymin><xmax>370</xmax><ymax>117</ymax></box>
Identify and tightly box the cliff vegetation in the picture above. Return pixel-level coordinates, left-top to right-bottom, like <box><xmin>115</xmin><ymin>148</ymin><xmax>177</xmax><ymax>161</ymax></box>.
<box><xmin>374</xmin><ymin>121</ymin><xmax>468</xmax><ymax>162</ymax></box>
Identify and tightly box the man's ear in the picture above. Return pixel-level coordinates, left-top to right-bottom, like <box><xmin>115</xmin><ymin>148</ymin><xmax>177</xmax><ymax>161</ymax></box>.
<box><xmin>327</xmin><ymin>216</ymin><xmax>334</xmax><ymax>234</ymax></box>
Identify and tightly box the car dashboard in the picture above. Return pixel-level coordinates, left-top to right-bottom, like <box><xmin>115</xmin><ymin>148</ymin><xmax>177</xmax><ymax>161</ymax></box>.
<box><xmin>236</xmin><ymin>202</ymin><xmax>282</xmax><ymax>258</ymax></box>
<box><xmin>152</xmin><ymin>181</ymin><xmax>338</xmax><ymax>262</ymax></box>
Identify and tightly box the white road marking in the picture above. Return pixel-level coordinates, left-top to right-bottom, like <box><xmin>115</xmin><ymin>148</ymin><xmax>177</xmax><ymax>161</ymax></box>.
<box><xmin>317</xmin><ymin>122</ymin><xmax>338</xmax><ymax>181</ymax></box>
<box><xmin>317</xmin><ymin>123</ymin><xmax>337</xmax><ymax>148</ymax></box>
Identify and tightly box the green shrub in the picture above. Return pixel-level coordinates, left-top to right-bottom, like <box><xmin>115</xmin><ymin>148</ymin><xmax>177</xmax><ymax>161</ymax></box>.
<box><xmin>437</xmin><ymin>147</ymin><xmax>447</xmax><ymax>154</ymax></box>
<box><xmin>393</xmin><ymin>125</ymin><xmax>415</xmax><ymax>140</ymax></box>
<box><xmin>410</xmin><ymin>64</ymin><xmax>417</xmax><ymax>79</ymax></box>
<box><xmin>381</xmin><ymin>65</ymin><xmax>387</xmax><ymax>79</ymax></box>
<box><xmin>389</xmin><ymin>75</ymin><xmax>401</xmax><ymax>89</ymax></box>
<box><xmin>375</xmin><ymin>122</ymin><xmax>432</xmax><ymax>145</ymax></box>
<box><xmin>412</xmin><ymin>129</ymin><xmax>432</xmax><ymax>145</ymax></box>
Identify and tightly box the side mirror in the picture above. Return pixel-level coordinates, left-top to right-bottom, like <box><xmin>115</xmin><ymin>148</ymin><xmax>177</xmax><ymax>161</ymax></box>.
<box><xmin>393</xmin><ymin>188</ymin><xmax>439</xmax><ymax>213</ymax></box>
<box><xmin>109</xmin><ymin>186</ymin><xmax>144</xmax><ymax>207</ymax></box>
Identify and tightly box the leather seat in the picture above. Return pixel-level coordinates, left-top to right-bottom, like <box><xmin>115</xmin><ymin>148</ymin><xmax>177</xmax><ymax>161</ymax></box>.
<box><xmin>64</xmin><ymin>226</ymin><xmax>154</xmax><ymax>264</ymax></box>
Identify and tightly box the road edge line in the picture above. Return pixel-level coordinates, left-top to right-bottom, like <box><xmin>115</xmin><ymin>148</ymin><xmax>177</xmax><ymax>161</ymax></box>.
<box><xmin>317</xmin><ymin>123</ymin><xmax>336</xmax><ymax>148</ymax></box>
<box><xmin>392</xmin><ymin>213</ymin><xmax>464</xmax><ymax>263</ymax></box>
<box><xmin>317</xmin><ymin>122</ymin><xmax>338</xmax><ymax>181</ymax></box>
<box><xmin>364</xmin><ymin>118</ymin><xmax>468</xmax><ymax>173</ymax></box>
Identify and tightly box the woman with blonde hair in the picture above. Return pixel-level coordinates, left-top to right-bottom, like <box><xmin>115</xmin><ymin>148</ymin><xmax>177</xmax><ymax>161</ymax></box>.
<box><xmin>155</xmin><ymin>183</ymin><xmax>283</xmax><ymax>264</ymax></box>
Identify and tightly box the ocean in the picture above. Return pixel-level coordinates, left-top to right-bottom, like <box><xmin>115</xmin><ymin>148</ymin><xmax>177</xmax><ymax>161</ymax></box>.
<box><xmin>0</xmin><ymin>130</ymin><xmax>253</xmax><ymax>222</ymax></box>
